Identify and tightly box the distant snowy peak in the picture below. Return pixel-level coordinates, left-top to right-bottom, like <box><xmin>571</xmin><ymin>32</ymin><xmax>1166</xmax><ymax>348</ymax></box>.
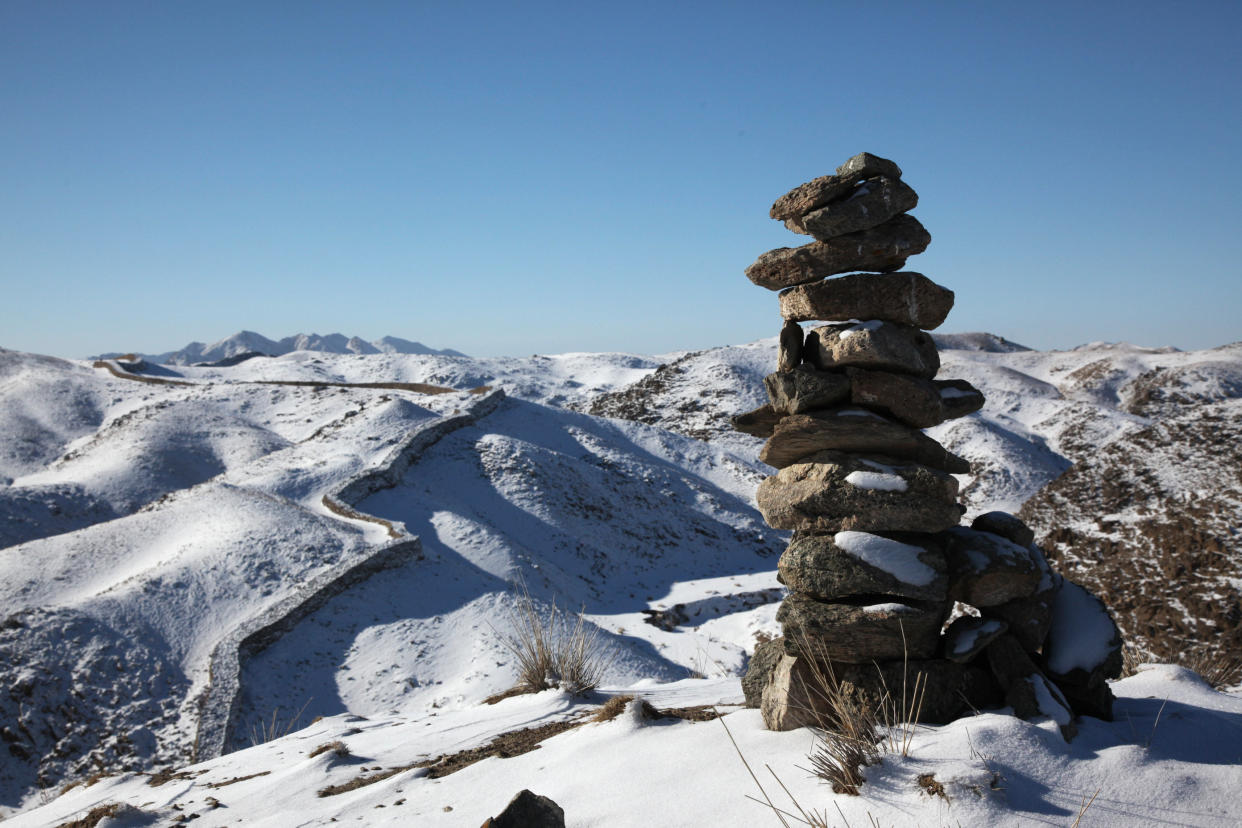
<box><xmin>931</xmin><ymin>331</ymin><xmax>1031</xmax><ymax>352</ymax></box>
<box><xmin>98</xmin><ymin>331</ymin><xmax>466</xmax><ymax>364</ymax></box>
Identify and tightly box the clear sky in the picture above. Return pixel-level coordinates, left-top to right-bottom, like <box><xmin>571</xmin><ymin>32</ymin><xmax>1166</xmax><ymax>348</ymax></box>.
<box><xmin>2</xmin><ymin>0</ymin><xmax>1239</xmax><ymax>358</ymax></box>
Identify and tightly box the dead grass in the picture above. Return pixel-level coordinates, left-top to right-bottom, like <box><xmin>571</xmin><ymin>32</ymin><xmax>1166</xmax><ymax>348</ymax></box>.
<box><xmin>1181</xmin><ymin>648</ymin><xmax>1242</xmax><ymax>689</ymax></box>
<box><xmin>308</xmin><ymin>740</ymin><xmax>350</xmax><ymax>759</ymax></box>
<box><xmin>317</xmin><ymin>765</ymin><xmax>415</xmax><ymax>797</ymax></box>
<box><xmin>204</xmin><ymin>770</ymin><xmax>272</xmax><ymax>789</ymax></box>
<box><xmin>147</xmin><ymin>768</ymin><xmax>204</xmax><ymax>787</ymax></box>
<box><xmin>592</xmin><ymin>694</ymin><xmax>637</xmax><ymax>722</ymax></box>
<box><xmin>916</xmin><ymin>773</ymin><xmax>948</xmax><ymax>801</ymax></box>
<box><xmin>52</xmin><ymin>803</ymin><xmax>122</xmax><ymax>828</ymax></box>
<box><xmin>494</xmin><ymin>581</ymin><xmax>614</xmax><ymax>696</ymax></box>
<box><xmin>249</xmin><ymin>700</ymin><xmax>312</xmax><ymax>746</ymax></box>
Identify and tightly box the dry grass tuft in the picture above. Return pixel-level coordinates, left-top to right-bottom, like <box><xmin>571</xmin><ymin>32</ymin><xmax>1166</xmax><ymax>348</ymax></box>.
<box><xmin>592</xmin><ymin>694</ymin><xmax>636</xmax><ymax>722</ymax></box>
<box><xmin>249</xmin><ymin>700</ymin><xmax>312</xmax><ymax>746</ymax></box>
<box><xmin>916</xmin><ymin>772</ymin><xmax>948</xmax><ymax>800</ymax></box>
<box><xmin>308</xmin><ymin>740</ymin><xmax>350</xmax><ymax>759</ymax></box>
<box><xmin>1181</xmin><ymin>648</ymin><xmax>1242</xmax><ymax>690</ymax></box>
<box><xmin>494</xmin><ymin>581</ymin><xmax>614</xmax><ymax>696</ymax></box>
<box><xmin>52</xmin><ymin>803</ymin><xmax>122</xmax><ymax>828</ymax></box>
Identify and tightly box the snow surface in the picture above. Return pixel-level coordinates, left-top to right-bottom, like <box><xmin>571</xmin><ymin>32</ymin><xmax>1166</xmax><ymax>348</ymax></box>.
<box><xmin>844</xmin><ymin>470</ymin><xmax>909</xmax><ymax>491</ymax></box>
<box><xmin>10</xmin><ymin>665</ymin><xmax>1242</xmax><ymax>827</ymax></box>
<box><xmin>1046</xmin><ymin>578</ymin><xmax>1118</xmax><ymax>674</ymax></box>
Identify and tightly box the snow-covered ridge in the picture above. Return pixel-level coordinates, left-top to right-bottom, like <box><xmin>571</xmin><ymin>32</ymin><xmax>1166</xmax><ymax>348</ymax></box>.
<box><xmin>96</xmin><ymin>330</ymin><xmax>467</xmax><ymax>365</ymax></box>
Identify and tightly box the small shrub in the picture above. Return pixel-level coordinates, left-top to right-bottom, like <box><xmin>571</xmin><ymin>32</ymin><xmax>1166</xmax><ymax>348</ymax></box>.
<box><xmin>308</xmin><ymin>740</ymin><xmax>350</xmax><ymax>759</ymax></box>
<box><xmin>1182</xmin><ymin>648</ymin><xmax>1242</xmax><ymax>690</ymax></box>
<box><xmin>494</xmin><ymin>582</ymin><xmax>614</xmax><ymax>696</ymax></box>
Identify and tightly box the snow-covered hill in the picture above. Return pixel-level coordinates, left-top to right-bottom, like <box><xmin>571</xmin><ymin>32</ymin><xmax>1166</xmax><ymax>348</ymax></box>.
<box><xmin>96</xmin><ymin>330</ymin><xmax>466</xmax><ymax>365</ymax></box>
<box><xmin>2</xmin><ymin>333</ymin><xmax>1240</xmax><ymax>822</ymax></box>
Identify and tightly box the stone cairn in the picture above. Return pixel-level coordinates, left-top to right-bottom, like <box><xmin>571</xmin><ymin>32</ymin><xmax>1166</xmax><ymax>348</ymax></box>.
<box><xmin>737</xmin><ymin>153</ymin><xmax>1123</xmax><ymax>739</ymax></box>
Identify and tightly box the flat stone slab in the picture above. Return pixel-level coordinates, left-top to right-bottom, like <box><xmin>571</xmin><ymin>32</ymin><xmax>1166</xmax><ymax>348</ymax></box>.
<box><xmin>765</xmin><ymin>364</ymin><xmax>851</xmax><ymax>415</ymax></box>
<box><xmin>805</xmin><ymin>321</ymin><xmax>940</xmax><ymax>378</ymax></box>
<box><xmin>778</xmin><ymin>592</ymin><xmax>947</xmax><ymax>663</ymax></box>
<box><xmin>985</xmin><ymin>633</ymin><xmax>1077</xmax><ymax>739</ymax></box>
<box><xmin>935</xmin><ymin>379</ymin><xmax>987</xmax><ymax>419</ymax></box>
<box><xmin>760</xmin><ymin>408</ymin><xmax>970</xmax><ymax>472</ymax></box>
<box><xmin>983</xmin><ymin>578</ymin><xmax>1056</xmax><ymax>653</ymax></box>
<box><xmin>742</xmin><ymin>637</ymin><xmax>786</xmax><ymax>708</ymax></box>
<box><xmin>944</xmin><ymin>526</ymin><xmax>1047</xmax><ymax>607</ymax></box>
<box><xmin>731</xmin><ymin>403</ymin><xmax>781</xmax><ymax>438</ymax></box>
<box><xmin>757</xmin><ymin>450</ymin><xmax>961</xmax><ymax>533</ymax></box>
<box><xmin>801</xmin><ymin>176</ymin><xmax>919</xmax><ymax>241</ymax></box>
<box><xmin>849</xmin><ymin>369</ymin><xmax>976</xmax><ymax>428</ymax></box>
<box><xmin>780</xmin><ymin>271</ymin><xmax>954</xmax><ymax>330</ymax></box>
<box><xmin>778</xmin><ymin>530</ymin><xmax>948</xmax><ymax>602</ymax></box>
<box><xmin>971</xmin><ymin>511</ymin><xmax>1035</xmax><ymax>547</ymax></box>
<box><xmin>769</xmin><ymin>152</ymin><xmax>903</xmax><ymax>222</ymax></box>
<box><xmin>745</xmin><ymin>215</ymin><xmax>931</xmax><ymax>290</ymax></box>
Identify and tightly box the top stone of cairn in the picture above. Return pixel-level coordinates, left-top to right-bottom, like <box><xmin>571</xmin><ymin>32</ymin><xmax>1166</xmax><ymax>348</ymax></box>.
<box><xmin>769</xmin><ymin>152</ymin><xmax>903</xmax><ymax>222</ymax></box>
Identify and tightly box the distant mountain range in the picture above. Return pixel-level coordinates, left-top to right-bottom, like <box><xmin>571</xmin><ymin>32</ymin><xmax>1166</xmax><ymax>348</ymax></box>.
<box><xmin>96</xmin><ymin>330</ymin><xmax>466</xmax><ymax>365</ymax></box>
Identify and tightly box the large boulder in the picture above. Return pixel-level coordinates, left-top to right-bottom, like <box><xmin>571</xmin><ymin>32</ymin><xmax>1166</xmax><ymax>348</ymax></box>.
<box><xmin>800</xmin><ymin>176</ymin><xmax>919</xmax><ymax>241</ymax></box>
<box><xmin>780</xmin><ymin>272</ymin><xmax>954</xmax><ymax>330</ymax></box>
<box><xmin>944</xmin><ymin>527</ymin><xmax>1047</xmax><ymax>607</ymax></box>
<box><xmin>765</xmin><ymin>364</ymin><xmax>851</xmax><ymax>415</ymax></box>
<box><xmin>769</xmin><ymin>152</ymin><xmax>903</xmax><ymax>222</ymax></box>
<box><xmin>805</xmin><ymin>321</ymin><xmax>940</xmax><ymax>378</ymax></box>
<box><xmin>1041</xmin><ymin>578</ymin><xmax>1122</xmax><ymax>720</ymax></box>
<box><xmin>757</xmin><ymin>451</ymin><xmax>961</xmax><ymax>534</ymax></box>
<box><xmin>760</xmin><ymin>408</ymin><xmax>970</xmax><ymax>472</ymax></box>
<box><xmin>779</xmin><ymin>530</ymin><xmax>948</xmax><ymax>603</ymax></box>
<box><xmin>745</xmin><ymin>216</ymin><xmax>931</xmax><ymax>290</ymax></box>
<box><xmin>777</xmin><ymin>593</ymin><xmax>947</xmax><ymax>663</ymax></box>
<box><xmin>760</xmin><ymin>652</ymin><xmax>998</xmax><ymax>731</ymax></box>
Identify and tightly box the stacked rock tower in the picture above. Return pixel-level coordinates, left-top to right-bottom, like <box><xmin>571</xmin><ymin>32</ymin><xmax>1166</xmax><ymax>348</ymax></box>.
<box><xmin>738</xmin><ymin>154</ymin><xmax>1123</xmax><ymax>738</ymax></box>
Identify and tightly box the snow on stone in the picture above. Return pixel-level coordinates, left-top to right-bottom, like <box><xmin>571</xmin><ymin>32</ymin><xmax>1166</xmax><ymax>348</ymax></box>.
<box><xmin>939</xmin><ymin>385</ymin><xmax>975</xmax><ymax>398</ymax></box>
<box><xmin>837</xmin><ymin>319</ymin><xmax>885</xmax><ymax>339</ymax></box>
<box><xmin>844</xmin><ymin>470</ymin><xmax>908</xmax><ymax>491</ymax></box>
<box><xmin>949</xmin><ymin>618</ymin><xmax>1006</xmax><ymax>655</ymax></box>
<box><xmin>1046</xmin><ymin>579</ymin><xmax>1117</xmax><ymax>674</ymax></box>
<box><xmin>862</xmin><ymin>602</ymin><xmax>917</xmax><ymax>614</ymax></box>
<box><xmin>835</xmin><ymin>407</ymin><xmax>887</xmax><ymax>420</ymax></box>
<box><xmin>1028</xmin><ymin>674</ymin><xmax>1073</xmax><ymax>726</ymax></box>
<box><xmin>834</xmin><ymin>531</ymin><xmax>936</xmax><ymax>586</ymax></box>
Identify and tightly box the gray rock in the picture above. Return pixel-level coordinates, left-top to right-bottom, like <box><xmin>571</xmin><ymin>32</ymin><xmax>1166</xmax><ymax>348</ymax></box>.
<box><xmin>1041</xmin><ymin>579</ymin><xmax>1122</xmax><ymax>720</ymax></box>
<box><xmin>487</xmin><ymin>789</ymin><xmax>566</xmax><ymax>828</ymax></box>
<box><xmin>801</xmin><ymin>177</ymin><xmax>919</xmax><ymax>240</ymax></box>
<box><xmin>849</xmin><ymin>368</ymin><xmax>950</xmax><ymax>429</ymax></box>
<box><xmin>777</xmin><ymin>319</ymin><xmax>804</xmax><ymax>373</ymax></box>
<box><xmin>731</xmin><ymin>404</ymin><xmax>781</xmax><ymax>438</ymax></box>
<box><xmin>780</xmin><ymin>272</ymin><xmax>954</xmax><ymax>330</ymax></box>
<box><xmin>745</xmin><ymin>216</ymin><xmax>931</xmax><ymax>290</ymax></box>
<box><xmin>985</xmin><ymin>634</ymin><xmax>1077</xmax><ymax>740</ymax></box>
<box><xmin>970</xmin><ymin>511</ymin><xmax>1035</xmax><ymax>547</ymax></box>
<box><xmin>944</xmin><ymin>527</ymin><xmax>1046</xmax><ymax>607</ymax></box>
<box><xmin>943</xmin><ymin>615</ymin><xmax>1009</xmax><ymax>663</ymax></box>
<box><xmin>805</xmin><ymin>321</ymin><xmax>940</xmax><ymax>378</ymax></box>
<box><xmin>778</xmin><ymin>530</ymin><xmax>947</xmax><ymax>603</ymax></box>
<box><xmin>760</xmin><ymin>652</ymin><xmax>998</xmax><ymax>731</ymax></box>
<box><xmin>765</xmin><ymin>364</ymin><xmax>851</xmax><ymax>415</ymax></box>
<box><xmin>742</xmin><ymin>637</ymin><xmax>786</xmax><ymax>708</ymax></box>
<box><xmin>983</xmin><ymin>579</ymin><xmax>1056</xmax><ymax>653</ymax></box>
<box><xmin>757</xmin><ymin>451</ymin><xmax>961</xmax><ymax>534</ymax></box>
<box><xmin>936</xmin><ymin>379</ymin><xmax>987</xmax><ymax>419</ymax></box>
<box><xmin>759</xmin><ymin>408</ymin><xmax>970</xmax><ymax>472</ymax></box>
<box><xmin>778</xmin><ymin>593</ymin><xmax>947</xmax><ymax>663</ymax></box>
<box><xmin>769</xmin><ymin>153</ymin><xmax>903</xmax><ymax>222</ymax></box>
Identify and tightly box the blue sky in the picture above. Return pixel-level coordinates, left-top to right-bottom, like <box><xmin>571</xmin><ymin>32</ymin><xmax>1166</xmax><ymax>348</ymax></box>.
<box><xmin>2</xmin><ymin>1</ymin><xmax>1239</xmax><ymax>358</ymax></box>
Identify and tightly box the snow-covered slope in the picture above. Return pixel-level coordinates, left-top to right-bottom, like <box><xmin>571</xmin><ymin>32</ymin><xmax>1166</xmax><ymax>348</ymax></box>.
<box><xmin>2</xmin><ymin>333</ymin><xmax>1240</xmax><ymax>820</ymax></box>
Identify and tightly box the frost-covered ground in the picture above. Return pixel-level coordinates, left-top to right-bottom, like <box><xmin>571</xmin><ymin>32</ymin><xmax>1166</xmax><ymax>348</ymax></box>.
<box><xmin>2</xmin><ymin>333</ymin><xmax>1241</xmax><ymax>823</ymax></box>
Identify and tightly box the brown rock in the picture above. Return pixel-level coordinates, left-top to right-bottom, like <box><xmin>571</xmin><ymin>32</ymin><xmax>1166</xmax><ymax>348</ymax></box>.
<box><xmin>849</xmin><ymin>368</ymin><xmax>947</xmax><ymax>428</ymax></box>
<box><xmin>745</xmin><ymin>216</ymin><xmax>932</xmax><ymax>290</ymax></box>
<box><xmin>777</xmin><ymin>319</ymin><xmax>804</xmax><ymax>372</ymax></box>
<box><xmin>944</xmin><ymin>527</ymin><xmax>1046</xmax><ymax>607</ymax></box>
<box><xmin>805</xmin><ymin>321</ymin><xmax>939</xmax><ymax>378</ymax></box>
<box><xmin>760</xmin><ymin>652</ymin><xmax>998</xmax><ymax>731</ymax></box>
<box><xmin>769</xmin><ymin>153</ymin><xmax>903</xmax><ymax>222</ymax></box>
<box><xmin>765</xmin><ymin>364</ymin><xmax>851</xmax><ymax>415</ymax></box>
<box><xmin>943</xmin><ymin>615</ymin><xmax>1009</xmax><ymax>663</ymax></box>
<box><xmin>936</xmin><ymin>379</ymin><xmax>986</xmax><ymax>419</ymax></box>
<box><xmin>801</xmin><ymin>177</ymin><xmax>919</xmax><ymax>241</ymax></box>
<box><xmin>742</xmin><ymin>637</ymin><xmax>786</xmax><ymax>708</ymax></box>
<box><xmin>780</xmin><ymin>272</ymin><xmax>954</xmax><ymax>330</ymax></box>
<box><xmin>778</xmin><ymin>530</ymin><xmax>948</xmax><ymax>603</ymax></box>
<box><xmin>778</xmin><ymin>592</ymin><xmax>947</xmax><ymax>663</ymax></box>
<box><xmin>731</xmin><ymin>404</ymin><xmax>781</xmax><ymax>438</ymax></box>
<box><xmin>759</xmin><ymin>408</ymin><xmax>970</xmax><ymax>472</ymax></box>
<box><xmin>757</xmin><ymin>451</ymin><xmax>961</xmax><ymax>534</ymax></box>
